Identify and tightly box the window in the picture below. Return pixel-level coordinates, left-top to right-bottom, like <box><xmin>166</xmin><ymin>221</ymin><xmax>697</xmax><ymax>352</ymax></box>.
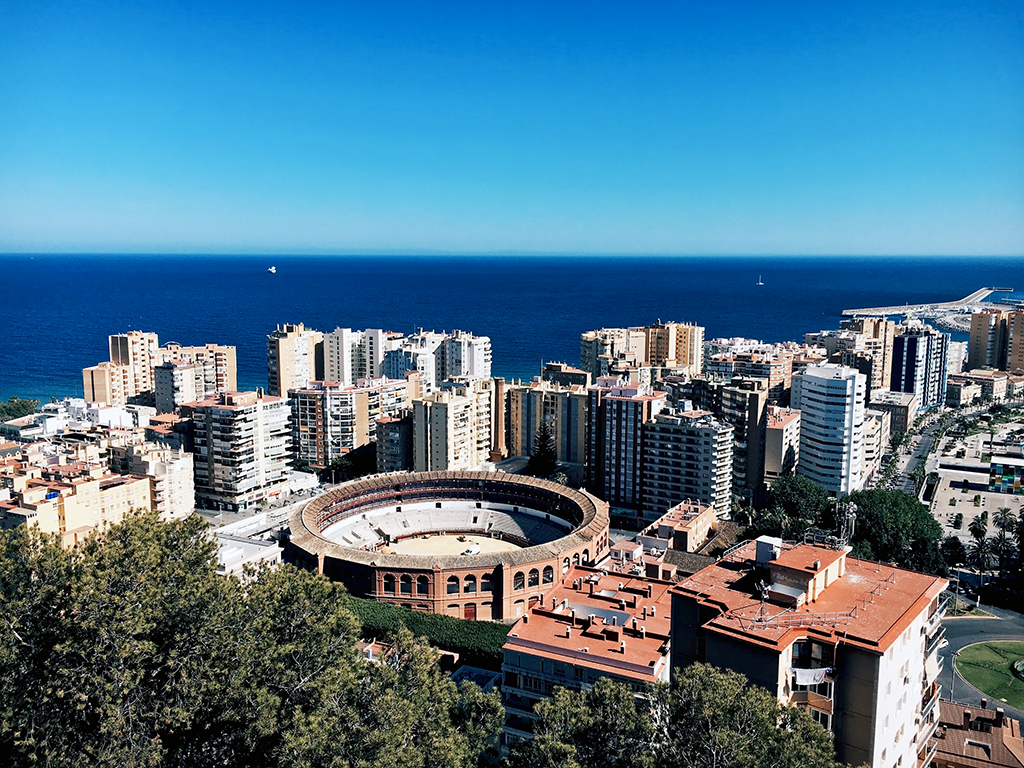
<box><xmin>528</xmin><ymin>569</ymin><xmax>539</xmax><ymax>587</ymax></box>
<box><xmin>573</xmin><ymin>553</ymin><xmax>580</xmax><ymax>566</ymax></box>
<box><xmin>514</xmin><ymin>571</ymin><xmax>525</xmax><ymax>590</ymax></box>
<box><xmin>481</xmin><ymin>573</ymin><xmax>493</xmax><ymax>592</ymax></box>
<box><xmin>417</xmin><ymin>575</ymin><xmax>430</xmax><ymax>595</ymax></box>
<box><xmin>464</xmin><ymin>575</ymin><xmax>477</xmax><ymax>593</ymax></box>
<box><xmin>447</xmin><ymin>576</ymin><xmax>460</xmax><ymax>594</ymax></box>
<box><xmin>542</xmin><ymin>566</ymin><xmax>554</xmax><ymax>584</ymax></box>
<box><xmin>562</xmin><ymin>557</ymin><xmax>570</xmax><ymax>574</ymax></box>
<box><xmin>400</xmin><ymin>574</ymin><xmax>412</xmax><ymax>594</ymax></box>
<box><xmin>383</xmin><ymin>574</ymin><xmax>396</xmax><ymax>594</ymax></box>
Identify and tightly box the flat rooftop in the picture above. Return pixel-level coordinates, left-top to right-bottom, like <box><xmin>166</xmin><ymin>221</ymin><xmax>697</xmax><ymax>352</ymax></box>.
<box><xmin>673</xmin><ymin>541</ymin><xmax>946</xmax><ymax>654</ymax></box>
<box><xmin>504</xmin><ymin>566</ymin><xmax>673</xmax><ymax>681</ymax></box>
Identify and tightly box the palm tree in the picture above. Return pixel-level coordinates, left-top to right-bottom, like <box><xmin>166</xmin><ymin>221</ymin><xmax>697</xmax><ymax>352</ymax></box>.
<box><xmin>968</xmin><ymin>514</ymin><xmax>987</xmax><ymax>543</ymax></box>
<box><xmin>993</xmin><ymin>507</ymin><xmax>1015</xmax><ymax>536</ymax></box>
<box><xmin>968</xmin><ymin>537</ymin><xmax>996</xmax><ymax>572</ymax></box>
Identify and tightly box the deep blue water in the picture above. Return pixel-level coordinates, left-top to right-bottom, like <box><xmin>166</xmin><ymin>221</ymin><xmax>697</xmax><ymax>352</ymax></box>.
<box><xmin>1</xmin><ymin>254</ymin><xmax>1021</xmax><ymax>403</ymax></box>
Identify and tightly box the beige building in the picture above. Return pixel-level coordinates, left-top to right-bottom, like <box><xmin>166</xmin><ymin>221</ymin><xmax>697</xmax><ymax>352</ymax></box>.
<box><xmin>267</xmin><ymin>323</ymin><xmax>324</xmax><ymax>396</ymax></box>
<box><xmin>645</xmin><ymin>321</ymin><xmax>704</xmax><ymax>375</ymax></box>
<box><xmin>109</xmin><ymin>441</ymin><xmax>195</xmax><ymax>520</ymax></box>
<box><xmin>861</xmin><ymin>408</ymin><xmax>891</xmax><ymax>485</ymax></box>
<box><xmin>0</xmin><ymin>461</ymin><xmax>152</xmax><ymax>547</ymax></box>
<box><xmin>868</xmin><ymin>390</ymin><xmax>918</xmax><ymax>434</ymax></box>
<box><xmin>290</xmin><ymin>375</ymin><xmax>422</xmax><ymax>469</ymax></box>
<box><xmin>506</xmin><ymin>378</ymin><xmax>588</xmax><ymax>464</ymax></box>
<box><xmin>182</xmin><ymin>391</ymin><xmax>291</xmax><ymax>512</ymax></box>
<box><xmin>501</xmin><ymin>566</ymin><xmax>674</xmax><ymax>743</ymax></box>
<box><xmin>412</xmin><ymin>379</ymin><xmax>499</xmax><ymax>471</ymax></box>
<box><xmin>764</xmin><ymin>405</ymin><xmax>800</xmax><ymax>484</ymax></box>
<box><xmin>672</xmin><ymin>539</ymin><xmax>948</xmax><ymax>768</ymax></box>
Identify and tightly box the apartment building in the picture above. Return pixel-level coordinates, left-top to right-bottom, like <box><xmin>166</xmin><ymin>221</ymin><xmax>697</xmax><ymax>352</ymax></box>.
<box><xmin>671</xmin><ymin>539</ymin><xmax>948</xmax><ymax>768</ymax></box>
<box><xmin>267</xmin><ymin>323</ymin><xmax>324</xmax><ymax>397</ymax></box>
<box><xmin>586</xmin><ymin>377</ymin><xmax>667</xmax><ymax>517</ymax></box>
<box><xmin>967</xmin><ymin>309</ymin><xmax>1024</xmax><ymax>372</ymax></box>
<box><xmin>182</xmin><ymin>391</ymin><xmax>291</xmax><ymax>512</ymax></box>
<box><xmin>792</xmin><ymin>365</ymin><xmax>866</xmax><ymax>495</ymax></box>
<box><xmin>892</xmin><ymin>321</ymin><xmax>950</xmax><ymax>411</ymax></box>
<box><xmin>645</xmin><ymin>321</ymin><xmax>704</xmax><ymax>376</ymax></box>
<box><xmin>501</xmin><ymin>566</ymin><xmax>674</xmax><ymax>743</ymax></box>
<box><xmin>412</xmin><ymin>379</ymin><xmax>498</xmax><ymax>471</ymax></box>
<box><xmin>506</xmin><ymin>378</ymin><xmax>588</xmax><ymax>464</ymax></box>
<box><xmin>289</xmin><ymin>375</ymin><xmax>422</xmax><ymax>469</ymax></box>
<box><xmin>641</xmin><ymin>409</ymin><xmax>733</xmax><ymax>520</ymax></box>
<box><xmin>109</xmin><ymin>441</ymin><xmax>195</xmax><ymax>520</ymax></box>
<box><xmin>0</xmin><ymin>461</ymin><xmax>152</xmax><ymax>547</ymax></box>
<box><xmin>764</xmin><ymin>406</ymin><xmax>800</xmax><ymax>485</ymax></box>
<box><xmin>376</xmin><ymin>412</ymin><xmax>414</xmax><ymax>472</ymax></box>
<box><xmin>324</xmin><ymin>327</ymin><xmax>408</xmax><ymax>385</ymax></box>
<box><xmin>867</xmin><ymin>390</ymin><xmax>917</xmax><ymax>435</ymax></box>
<box><xmin>861</xmin><ymin>409</ymin><xmax>891</xmax><ymax>485</ymax></box>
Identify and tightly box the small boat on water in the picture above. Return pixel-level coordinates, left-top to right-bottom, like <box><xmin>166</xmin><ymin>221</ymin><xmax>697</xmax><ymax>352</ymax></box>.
<box><xmin>756</xmin><ymin>274</ymin><xmax>764</xmax><ymax>286</ymax></box>
<box><xmin>268</xmin><ymin>266</ymin><xmax>277</xmax><ymax>274</ymax></box>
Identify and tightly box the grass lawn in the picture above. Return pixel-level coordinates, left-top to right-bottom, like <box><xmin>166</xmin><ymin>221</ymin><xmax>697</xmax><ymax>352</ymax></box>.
<box><xmin>955</xmin><ymin>642</ymin><xmax>1024</xmax><ymax>711</ymax></box>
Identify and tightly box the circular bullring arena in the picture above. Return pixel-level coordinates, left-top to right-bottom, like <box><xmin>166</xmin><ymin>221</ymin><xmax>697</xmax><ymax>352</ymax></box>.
<box><xmin>287</xmin><ymin>471</ymin><xmax>610</xmax><ymax>622</ymax></box>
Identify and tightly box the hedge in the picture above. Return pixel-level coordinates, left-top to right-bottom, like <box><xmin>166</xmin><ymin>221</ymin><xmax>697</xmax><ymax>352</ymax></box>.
<box><xmin>346</xmin><ymin>596</ymin><xmax>512</xmax><ymax>668</ymax></box>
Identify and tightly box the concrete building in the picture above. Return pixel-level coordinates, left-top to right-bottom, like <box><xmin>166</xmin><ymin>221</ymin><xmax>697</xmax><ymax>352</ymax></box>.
<box><xmin>947</xmin><ymin>340</ymin><xmax>968</xmax><ymax>378</ymax></box>
<box><xmin>764</xmin><ymin>406</ymin><xmax>800</xmax><ymax>485</ymax></box>
<box><xmin>861</xmin><ymin>409</ymin><xmax>891</xmax><ymax>485</ymax></box>
<box><xmin>637</xmin><ymin>500</ymin><xmax>717</xmax><ymax>554</ymax></box>
<box><xmin>183</xmin><ymin>391</ymin><xmax>291</xmax><ymax>512</ymax></box>
<box><xmin>439</xmin><ymin>329</ymin><xmax>492</xmax><ymax>384</ymax></box>
<box><xmin>507</xmin><ymin>379</ymin><xmax>588</xmax><ymax>465</ymax></box>
<box><xmin>968</xmin><ymin>309</ymin><xmax>1015</xmax><ymax>371</ymax></box>
<box><xmin>501</xmin><ymin>566</ymin><xmax>673</xmax><ymax>743</ymax></box>
<box><xmin>671</xmin><ymin>539</ymin><xmax>948</xmax><ymax>768</ymax></box>
<box><xmin>641</xmin><ymin>409</ymin><xmax>733</xmax><ymax>519</ymax></box>
<box><xmin>586</xmin><ymin>377</ymin><xmax>667</xmax><ymax>518</ymax></box>
<box><xmin>267</xmin><ymin>323</ymin><xmax>324</xmax><ymax>397</ymax></box>
<box><xmin>541</xmin><ymin>362</ymin><xmax>591</xmax><ymax>388</ymax></box>
<box><xmin>0</xmin><ymin>462</ymin><xmax>153</xmax><ymax>547</ymax></box>
<box><xmin>946</xmin><ymin>379</ymin><xmax>983</xmax><ymax>408</ymax></box>
<box><xmin>989</xmin><ymin>454</ymin><xmax>1024</xmax><ymax>495</ymax></box>
<box><xmin>412</xmin><ymin>379</ymin><xmax>498</xmax><ymax>471</ymax></box>
<box><xmin>289</xmin><ymin>376</ymin><xmax>422</xmax><ymax>470</ymax></box>
<box><xmin>580</xmin><ymin>327</ymin><xmax>647</xmax><ymax>378</ymax></box>
<box><xmin>792</xmin><ymin>365</ymin><xmax>866</xmax><ymax>495</ymax></box>
<box><xmin>953</xmin><ymin>369</ymin><xmax>1010</xmax><ymax>401</ymax></box>
<box><xmin>154</xmin><ymin>360</ymin><xmax>203</xmax><ymax>414</ymax></box>
<box><xmin>645</xmin><ymin>321</ymin><xmax>704</xmax><ymax>376</ymax></box>
<box><xmin>868</xmin><ymin>390</ymin><xmax>918</xmax><ymax>435</ymax></box>
<box><xmin>108</xmin><ymin>330</ymin><xmax>160</xmax><ymax>395</ymax></box>
<box><xmin>109</xmin><ymin>441</ymin><xmax>195</xmax><ymax>520</ymax></box>
<box><xmin>376</xmin><ymin>412</ymin><xmax>414</xmax><ymax>472</ymax></box>
<box><xmin>931</xmin><ymin>700</ymin><xmax>1023</xmax><ymax>768</ymax></box>
<box><xmin>892</xmin><ymin>321</ymin><xmax>950</xmax><ymax>410</ymax></box>
<box><xmin>720</xmin><ymin>377</ymin><xmax>769</xmax><ymax>501</ymax></box>
<box><xmin>324</xmin><ymin>327</ymin><xmax>407</xmax><ymax>385</ymax></box>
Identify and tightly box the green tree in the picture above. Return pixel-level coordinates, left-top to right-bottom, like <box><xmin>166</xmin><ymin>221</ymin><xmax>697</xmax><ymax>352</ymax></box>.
<box><xmin>526</xmin><ymin>419</ymin><xmax>558</xmax><ymax>478</ymax></box>
<box><xmin>967</xmin><ymin>537</ymin><xmax>996</xmax><ymax>573</ymax></box>
<box><xmin>748</xmin><ymin>475</ymin><xmax>832</xmax><ymax>540</ymax></box>
<box><xmin>0</xmin><ymin>396</ymin><xmax>40</xmax><ymax>421</ymax></box>
<box><xmin>506</xmin><ymin>665</ymin><xmax>840</xmax><ymax>768</ymax></box>
<box><xmin>846</xmin><ymin>488</ymin><xmax>946</xmax><ymax>575</ymax></box>
<box><xmin>968</xmin><ymin>514</ymin><xmax>987</xmax><ymax>543</ymax></box>
<box><xmin>941</xmin><ymin>536</ymin><xmax>967</xmax><ymax>569</ymax></box>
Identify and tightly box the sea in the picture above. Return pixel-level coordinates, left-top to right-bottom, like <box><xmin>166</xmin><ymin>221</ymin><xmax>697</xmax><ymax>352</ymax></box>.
<box><xmin>1</xmin><ymin>254</ymin><xmax>1022</xmax><ymax>404</ymax></box>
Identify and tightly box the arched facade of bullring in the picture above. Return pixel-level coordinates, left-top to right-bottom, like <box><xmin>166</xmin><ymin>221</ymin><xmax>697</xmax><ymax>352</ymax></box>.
<box><xmin>287</xmin><ymin>471</ymin><xmax>610</xmax><ymax>622</ymax></box>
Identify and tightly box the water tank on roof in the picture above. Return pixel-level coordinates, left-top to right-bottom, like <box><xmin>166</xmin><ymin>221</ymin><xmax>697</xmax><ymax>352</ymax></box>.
<box><xmin>755</xmin><ymin>536</ymin><xmax>783</xmax><ymax>567</ymax></box>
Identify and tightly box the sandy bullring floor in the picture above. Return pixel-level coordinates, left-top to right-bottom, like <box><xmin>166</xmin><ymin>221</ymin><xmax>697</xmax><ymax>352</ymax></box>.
<box><xmin>386</xmin><ymin>534</ymin><xmax>523</xmax><ymax>556</ymax></box>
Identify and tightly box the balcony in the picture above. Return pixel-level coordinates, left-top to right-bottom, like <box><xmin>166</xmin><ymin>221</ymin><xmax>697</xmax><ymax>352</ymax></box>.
<box><xmin>790</xmin><ymin>689</ymin><xmax>834</xmax><ymax>715</ymax></box>
<box><xmin>921</xmin><ymin>683</ymin><xmax>940</xmax><ymax>722</ymax></box>
<box><xmin>925</xmin><ymin>626</ymin><xmax>945</xmax><ymax>657</ymax></box>
<box><xmin>917</xmin><ymin>739</ymin><xmax>938</xmax><ymax>768</ymax></box>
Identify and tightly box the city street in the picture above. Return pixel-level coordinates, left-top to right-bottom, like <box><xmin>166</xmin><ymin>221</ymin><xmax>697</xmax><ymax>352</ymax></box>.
<box><xmin>939</xmin><ymin>604</ymin><xmax>1024</xmax><ymax>720</ymax></box>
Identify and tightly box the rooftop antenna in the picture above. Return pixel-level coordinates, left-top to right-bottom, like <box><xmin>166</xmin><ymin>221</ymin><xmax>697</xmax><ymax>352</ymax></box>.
<box><xmin>756</xmin><ymin>580</ymin><xmax>770</xmax><ymax>622</ymax></box>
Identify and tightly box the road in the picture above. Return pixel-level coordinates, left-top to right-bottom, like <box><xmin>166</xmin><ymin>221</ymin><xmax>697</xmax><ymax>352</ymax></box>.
<box><xmin>939</xmin><ymin>603</ymin><xmax>1024</xmax><ymax>719</ymax></box>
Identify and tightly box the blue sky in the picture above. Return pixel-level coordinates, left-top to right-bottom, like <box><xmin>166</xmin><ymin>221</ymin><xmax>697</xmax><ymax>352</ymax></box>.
<box><xmin>1</xmin><ymin>1</ymin><xmax>1022</xmax><ymax>255</ymax></box>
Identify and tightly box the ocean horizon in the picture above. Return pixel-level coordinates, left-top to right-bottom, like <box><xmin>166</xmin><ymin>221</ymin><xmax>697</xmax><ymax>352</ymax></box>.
<box><xmin>2</xmin><ymin>253</ymin><xmax>1020</xmax><ymax>404</ymax></box>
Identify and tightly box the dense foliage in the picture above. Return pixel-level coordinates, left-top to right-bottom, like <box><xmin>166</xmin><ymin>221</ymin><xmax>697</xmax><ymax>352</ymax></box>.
<box><xmin>526</xmin><ymin>419</ymin><xmax>558</xmax><ymax>478</ymax></box>
<box><xmin>0</xmin><ymin>396</ymin><xmax>39</xmax><ymax>421</ymax></box>
<box><xmin>505</xmin><ymin>667</ymin><xmax>841</xmax><ymax>768</ymax></box>
<box><xmin>347</xmin><ymin>596</ymin><xmax>511</xmax><ymax>667</ymax></box>
<box><xmin>746</xmin><ymin>476</ymin><xmax>946</xmax><ymax>575</ymax></box>
<box><xmin>326</xmin><ymin>442</ymin><xmax>378</xmax><ymax>482</ymax></box>
<box><xmin>0</xmin><ymin>512</ymin><xmax>502</xmax><ymax>768</ymax></box>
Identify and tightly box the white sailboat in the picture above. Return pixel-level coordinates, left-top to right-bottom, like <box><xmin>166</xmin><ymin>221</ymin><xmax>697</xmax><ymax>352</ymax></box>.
<box><xmin>268</xmin><ymin>266</ymin><xmax>277</xmax><ymax>274</ymax></box>
<box><xmin>756</xmin><ymin>274</ymin><xmax>764</xmax><ymax>286</ymax></box>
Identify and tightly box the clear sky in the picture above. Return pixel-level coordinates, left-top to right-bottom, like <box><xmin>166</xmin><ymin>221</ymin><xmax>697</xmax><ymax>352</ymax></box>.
<box><xmin>1</xmin><ymin>0</ymin><xmax>1022</xmax><ymax>255</ymax></box>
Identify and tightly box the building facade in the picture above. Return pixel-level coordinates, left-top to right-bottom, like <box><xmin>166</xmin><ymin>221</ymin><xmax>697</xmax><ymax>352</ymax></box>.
<box><xmin>764</xmin><ymin>406</ymin><xmax>800</xmax><ymax>485</ymax></box>
<box><xmin>412</xmin><ymin>379</ymin><xmax>498</xmax><ymax>471</ymax></box>
<box><xmin>891</xmin><ymin>322</ymin><xmax>950</xmax><ymax>411</ymax></box>
<box><xmin>267</xmin><ymin>323</ymin><xmax>324</xmax><ymax>397</ymax></box>
<box><xmin>792</xmin><ymin>365</ymin><xmax>866</xmax><ymax>495</ymax></box>
<box><xmin>506</xmin><ymin>379</ymin><xmax>588</xmax><ymax>464</ymax></box>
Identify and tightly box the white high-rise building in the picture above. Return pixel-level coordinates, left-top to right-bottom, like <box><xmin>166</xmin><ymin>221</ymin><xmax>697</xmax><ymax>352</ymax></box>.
<box><xmin>412</xmin><ymin>379</ymin><xmax>496</xmax><ymax>471</ymax></box>
<box><xmin>440</xmin><ymin>329</ymin><xmax>492</xmax><ymax>383</ymax></box>
<box><xmin>791</xmin><ymin>364</ymin><xmax>866</xmax><ymax>495</ymax></box>
<box><xmin>324</xmin><ymin>328</ymin><xmax>406</xmax><ymax>385</ymax></box>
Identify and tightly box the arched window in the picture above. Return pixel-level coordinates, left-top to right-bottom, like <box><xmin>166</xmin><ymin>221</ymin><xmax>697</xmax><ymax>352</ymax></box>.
<box><xmin>447</xmin><ymin>575</ymin><xmax>460</xmax><ymax>594</ymax></box>
<box><xmin>514</xmin><ymin>571</ymin><xmax>525</xmax><ymax>590</ymax></box>
<box><xmin>514</xmin><ymin>599</ymin><xmax>525</xmax><ymax>616</ymax></box>
<box><xmin>562</xmin><ymin>557</ymin><xmax>570</xmax><ymax>574</ymax></box>
<box><xmin>573</xmin><ymin>553</ymin><xmax>580</xmax><ymax>567</ymax></box>
<box><xmin>543</xmin><ymin>565</ymin><xmax>554</xmax><ymax>584</ymax></box>
<box><xmin>400</xmin><ymin>574</ymin><xmax>412</xmax><ymax>594</ymax></box>
<box><xmin>583</xmin><ymin>549</ymin><xmax>590</xmax><ymax>565</ymax></box>
<box><xmin>528</xmin><ymin>569</ymin><xmax>540</xmax><ymax>587</ymax></box>
<box><xmin>417</xmin><ymin>575</ymin><xmax>430</xmax><ymax>595</ymax></box>
<box><xmin>383</xmin><ymin>574</ymin><xmax>396</xmax><ymax>594</ymax></box>
<box><xmin>481</xmin><ymin>573</ymin><xmax>493</xmax><ymax>592</ymax></box>
<box><xmin>464</xmin><ymin>575</ymin><xmax>477</xmax><ymax>593</ymax></box>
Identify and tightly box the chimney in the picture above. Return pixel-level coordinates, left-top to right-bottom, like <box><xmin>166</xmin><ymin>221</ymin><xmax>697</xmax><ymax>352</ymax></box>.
<box><xmin>618</xmin><ymin>582</ymin><xmax>623</xmax><ymax>590</ymax></box>
<box><xmin>996</xmin><ymin>708</ymin><xmax>1005</xmax><ymax>728</ymax></box>
<box><xmin>573</xmin><ymin>579</ymin><xmax>579</xmax><ymax>589</ymax></box>
<box><xmin>632</xmin><ymin>617</ymin><xmax>638</xmax><ymax>629</ymax></box>
<box><xmin>642</xmin><ymin>606</ymin><xmax>648</xmax><ymax>619</ymax></box>
<box><xmin>640</xmin><ymin>626</ymin><xmax>646</xmax><ymax>639</ymax></box>
<box><xmin>650</xmin><ymin>606</ymin><xmax>656</xmax><ymax>616</ymax></box>
<box><xmin>523</xmin><ymin>614</ymin><xmax>528</xmax><ymax>624</ymax></box>
<box><xmin>620</xmin><ymin>640</ymin><xmax>626</xmax><ymax>654</ymax></box>
<box><xmin>981</xmin><ymin>698</ymin><xmax>987</xmax><ymax>710</ymax></box>
<box><xmin>589</xmin><ymin>582</ymin><xmax>594</xmax><ymax>595</ymax></box>
<box><xmin>964</xmin><ymin>710</ymin><xmax>972</xmax><ymax>729</ymax></box>
<box><xmin>565</xmin><ymin>625</ymin><xmax>571</xmax><ymax>638</ymax></box>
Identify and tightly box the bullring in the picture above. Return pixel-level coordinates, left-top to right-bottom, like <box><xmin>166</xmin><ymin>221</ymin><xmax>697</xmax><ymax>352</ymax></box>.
<box><xmin>287</xmin><ymin>471</ymin><xmax>610</xmax><ymax>621</ymax></box>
